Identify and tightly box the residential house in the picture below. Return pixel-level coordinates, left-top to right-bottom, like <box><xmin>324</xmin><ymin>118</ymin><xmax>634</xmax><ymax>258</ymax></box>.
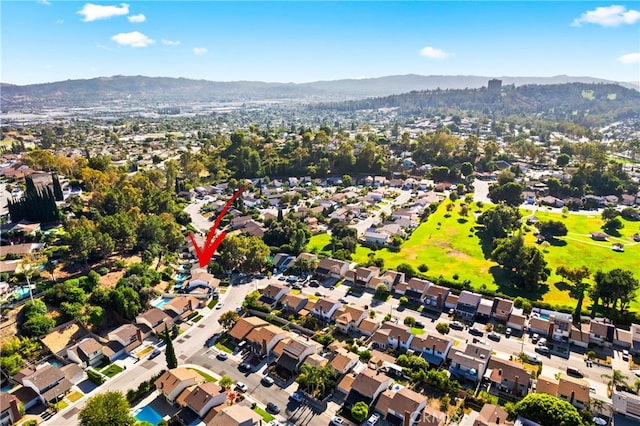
<box><xmin>507</xmin><ymin>313</ymin><xmax>526</xmax><ymax>332</ymax></box>
<box><xmin>528</xmin><ymin>316</ymin><xmax>551</xmax><ymax>337</ymax></box>
<box><xmin>155</xmin><ymin>368</ymin><xmax>205</xmax><ymax>405</ymax></box>
<box><xmin>0</xmin><ymin>393</ymin><xmax>22</xmax><ymax>426</ymax></box>
<box><xmin>358</xmin><ymin>318</ymin><xmax>381</xmax><ymax>337</ymax></box>
<box><xmin>333</xmin><ymin>305</ymin><xmax>367</xmax><ymax>334</ymax></box>
<box><xmin>186</xmin><ymin>270</ymin><xmax>219</xmax><ymax>290</ymax></box>
<box><xmin>315</xmin><ymin>258</ymin><xmax>350</xmax><ymax>280</ymax></box>
<box><xmin>632</xmin><ymin>323</ymin><xmax>640</xmax><ymax>354</ymax></box>
<box><xmin>445</xmin><ymin>293</ymin><xmax>459</xmax><ymax>311</ymax></box>
<box><xmin>245</xmin><ymin>324</ymin><xmax>288</xmax><ymax>357</ymax></box>
<box><xmin>455</xmin><ymin>291</ymin><xmax>482</xmax><ymax>321</ymax></box>
<box><xmin>229</xmin><ymin>317</ymin><xmax>268</xmax><ymax>342</ymax></box>
<box><xmin>589</xmin><ymin>318</ymin><xmax>615</xmax><ymax>348</ymax></box>
<box><xmin>163</xmin><ymin>296</ymin><xmax>199</xmax><ymax>321</ymax></box>
<box><xmin>394</xmin><ymin>281</ymin><xmax>408</xmax><ymax>297</ymax></box>
<box><xmin>364</xmin><ymin>229</ymin><xmax>390</xmax><ymax>245</ymax></box>
<box><xmin>405</xmin><ymin>278</ymin><xmax>432</xmax><ymax>303</ymax></box>
<box><xmin>613</xmin><ymin>388</ymin><xmax>640</xmax><ymax>421</ymax></box>
<box><xmin>536</xmin><ymin>374</ymin><xmax>589</xmax><ymax>410</ymax></box>
<box><xmin>531</xmin><ymin>309</ymin><xmax>572</xmax><ymax>342</ymax></box>
<box><xmin>329</xmin><ymin>348</ymin><xmax>360</xmax><ymax>375</ymax></box>
<box><xmin>492</xmin><ymin>298</ymin><xmax>514</xmax><ymax>322</ymax></box>
<box><xmin>371</xmin><ymin>323</ymin><xmax>414</xmax><ymax>351</ymax></box>
<box><xmin>368</xmin><ymin>270</ymin><xmax>404</xmax><ymax>292</ymax></box>
<box><xmin>66</xmin><ymin>337</ymin><xmax>106</xmax><ymax>368</ymax></box>
<box><xmin>177</xmin><ymin>382</ymin><xmax>227</xmax><ymax>419</ymax></box>
<box><xmin>411</xmin><ymin>334</ymin><xmax>453</xmax><ymax>367</ymax></box>
<box><xmin>374</xmin><ymin>386</ymin><xmax>428</xmax><ymax>425</ymax></box>
<box><xmin>135</xmin><ymin>307</ymin><xmax>174</xmax><ymax>338</ymax></box>
<box><xmin>345</xmin><ymin>368</ymin><xmax>393</xmax><ymax>408</ymax></box>
<box><xmin>448</xmin><ymin>343</ymin><xmax>491</xmax><ymax>384</ymax></box>
<box><xmin>473</xmin><ymin>404</ymin><xmax>513</xmax><ymax>426</ymax></box>
<box><xmin>258</xmin><ymin>283</ymin><xmax>289</xmax><ymax>308</ymax></box>
<box><xmin>22</xmin><ymin>364</ymin><xmax>72</xmax><ymax>404</ymax></box>
<box><xmin>416</xmin><ymin>407</ymin><xmax>447</xmax><ymax>426</ymax></box>
<box><xmin>274</xmin><ymin>338</ymin><xmax>320</xmax><ymax>379</ymax></box>
<box><xmin>312</xmin><ymin>298</ymin><xmax>343</xmax><ymax>322</ymax></box>
<box><xmin>487</xmin><ymin>358</ymin><xmax>531</xmax><ymax>398</ymax></box>
<box><xmin>347</xmin><ymin>266</ymin><xmax>380</xmax><ymax>288</ymax></box>
<box><xmin>207</xmin><ymin>404</ymin><xmax>262</xmax><ymax>426</ymax></box>
<box><xmin>107</xmin><ymin>324</ymin><xmax>143</xmax><ymax>354</ymax></box>
<box><xmin>279</xmin><ymin>293</ymin><xmax>308</xmax><ymax>315</ymax></box>
<box><xmin>569</xmin><ymin>324</ymin><xmax>590</xmax><ymax>349</ymax></box>
<box><xmin>423</xmin><ymin>284</ymin><xmax>450</xmax><ymax>311</ymax></box>
<box><xmin>477</xmin><ymin>298</ymin><xmax>494</xmax><ymax>320</ymax></box>
<box><xmin>614</xmin><ymin>327</ymin><xmax>632</xmax><ymax>349</ymax></box>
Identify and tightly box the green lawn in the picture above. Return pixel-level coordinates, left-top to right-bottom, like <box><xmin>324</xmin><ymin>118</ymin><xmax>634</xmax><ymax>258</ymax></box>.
<box><xmin>100</xmin><ymin>363</ymin><xmax>123</xmax><ymax>378</ymax></box>
<box><xmin>187</xmin><ymin>368</ymin><xmax>217</xmax><ymax>382</ymax></box>
<box><xmin>215</xmin><ymin>334</ymin><xmax>236</xmax><ymax>354</ymax></box>
<box><xmin>307</xmin><ymin>199</ymin><xmax>640</xmax><ymax>311</ymax></box>
<box><xmin>252</xmin><ymin>406</ymin><xmax>275</xmax><ymax>423</ymax></box>
<box><xmin>410</xmin><ymin>327</ymin><xmax>426</xmax><ymax>335</ymax></box>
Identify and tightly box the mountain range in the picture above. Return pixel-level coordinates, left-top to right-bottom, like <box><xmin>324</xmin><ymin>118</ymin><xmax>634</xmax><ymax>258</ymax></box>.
<box><xmin>1</xmin><ymin>74</ymin><xmax>638</xmax><ymax>110</ymax></box>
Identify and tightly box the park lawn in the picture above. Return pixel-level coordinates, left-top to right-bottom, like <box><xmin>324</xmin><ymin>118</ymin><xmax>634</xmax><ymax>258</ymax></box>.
<box><xmin>351</xmin><ymin>200</ymin><xmax>498</xmax><ymax>290</ymax></box>
<box><xmin>307</xmin><ymin>233</ymin><xmax>331</xmax><ymax>255</ymax></box>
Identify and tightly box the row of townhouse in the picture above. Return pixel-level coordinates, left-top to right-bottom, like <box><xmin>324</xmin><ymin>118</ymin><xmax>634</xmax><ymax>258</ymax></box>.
<box><xmin>155</xmin><ymin>367</ymin><xmax>263</xmax><ymax>426</ymax></box>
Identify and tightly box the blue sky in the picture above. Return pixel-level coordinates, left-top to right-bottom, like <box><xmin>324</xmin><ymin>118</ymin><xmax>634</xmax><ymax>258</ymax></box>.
<box><xmin>1</xmin><ymin>1</ymin><xmax>639</xmax><ymax>85</ymax></box>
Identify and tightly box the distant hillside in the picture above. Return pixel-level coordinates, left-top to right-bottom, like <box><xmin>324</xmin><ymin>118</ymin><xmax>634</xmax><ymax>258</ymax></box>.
<box><xmin>312</xmin><ymin>82</ymin><xmax>640</xmax><ymax>125</ymax></box>
<box><xmin>1</xmin><ymin>74</ymin><xmax>637</xmax><ymax>111</ymax></box>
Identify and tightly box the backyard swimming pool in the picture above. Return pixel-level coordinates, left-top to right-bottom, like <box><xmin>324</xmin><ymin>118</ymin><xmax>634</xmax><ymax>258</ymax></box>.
<box><xmin>175</xmin><ymin>273</ymin><xmax>189</xmax><ymax>281</ymax></box>
<box><xmin>133</xmin><ymin>406</ymin><xmax>163</xmax><ymax>425</ymax></box>
<box><xmin>153</xmin><ymin>298</ymin><xmax>172</xmax><ymax>309</ymax></box>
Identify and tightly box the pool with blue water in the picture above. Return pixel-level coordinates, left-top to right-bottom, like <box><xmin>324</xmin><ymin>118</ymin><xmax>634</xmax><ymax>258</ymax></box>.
<box><xmin>153</xmin><ymin>298</ymin><xmax>172</xmax><ymax>309</ymax></box>
<box><xmin>134</xmin><ymin>406</ymin><xmax>163</xmax><ymax>425</ymax></box>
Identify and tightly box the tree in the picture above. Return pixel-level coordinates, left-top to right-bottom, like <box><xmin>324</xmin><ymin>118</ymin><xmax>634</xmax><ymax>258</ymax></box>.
<box><xmin>602</xmin><ymin>217</ymin><xmax>623</xmax><ymax>234</ymax></box>
<box><xmin>491</xmin><ymin>234</ymin><xmax>550</xmax><ymax>290</ymax></box>
<box><xmin>513</xmin><ymin>393</ymin><xmax>584</xmax><ymax>426</ymax></box>
<box><xmin>591</xmin><ymin>269</ymin><xmax>639</xmax><ymax>315</ymax></box>
<box><xmin>556</xmin><ymin>153</ymin><xmax>571</xmax><ymax>167</ymax></box>
<box><xmin>351</xmin><ymin>401</ymin><xmax>369</xmax><ymax>422</ymax></box>
<box><xmin>218</xmin><ymin>311</ymin><xmax>240</xmax><ymax>331</ymax></box>
<box><xmin>404</xmin><ymin>316</ymin><xmax>415</xmax><ymax>327</ymax></box>
<box><xmin>556</xmin><ymin>266</ymin><xmax>591</xmax><ymax>323</ymax></box>
<box><xmin>219</xmin><ymin>375</ymin><xmax>233</xmax><ymax>389</ymax></box>
<box><xmin>163</xmin><ymin>324</ymin><xmax>178</xmax><ymax>369</ymax></box>
<box><xmin>22</xmin><ymin>315</ymin><xmax>55</xmax><ymax>337</ymax></box>
<box><xmin>478</xmin><ymin>204</ymin><xmax>522</xmax><ymax>240</ymax></box>
<box><xmin>460</xmin><ymin>162</ymin><xmax>473</xmax><ymax>177</ymax></box>
<box><xmin>488</xmin><ymin>181</ymin><xmax>524</xmax><ymax>206</ymax></box>
<box><xmin>601</xmin><ymin>208</ymin><xmax>620</xmax><ymax>221</ymax></box>
<box><xmin>79</xmin><ymin>391</ymin><xmax>133</xmax><ymax>426</ymax></box>
<box><xmin>537</xmin><ymin>220</ymin><xmax>568</xmax><ymax>239</ymax></box>
<box><xmin>396</xmin><ymin>263</ymin><xmax>416</xmax><ymax>280</ymax></box>
<box><xmin>218</xmin><ymin>235</ymin><xmax>270</xmax><ymax>273</ymax></box>
<box><xmin>601</xmin><ymin>369</ymin><xmax>628</xmax><ymax>392</ymax></box>
<box><xmin>436</xmin><ymin>322</ymin><xmax>450</xmax><ymax>335</ymax></box>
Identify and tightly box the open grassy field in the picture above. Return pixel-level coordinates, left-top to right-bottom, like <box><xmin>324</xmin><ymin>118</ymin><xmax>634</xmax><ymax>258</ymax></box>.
<box><xmin>307</xmin><ymin>200</ymin><xmax>640</xmax><ymax>310</ymax></box>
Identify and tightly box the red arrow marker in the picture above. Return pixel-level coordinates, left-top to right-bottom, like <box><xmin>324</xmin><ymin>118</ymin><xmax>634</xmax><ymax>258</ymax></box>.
<box><xmin>189</xmin><ymin>184</ymin><xmax>248</xmax><ymax>268</ymax></box>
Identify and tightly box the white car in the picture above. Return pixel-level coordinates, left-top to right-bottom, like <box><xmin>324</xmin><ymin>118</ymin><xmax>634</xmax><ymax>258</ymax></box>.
<box><xmin>330</xmin><ymin>417</ymin><xmax>344</xmax><ymax>425</ymax></box>
<box><xmin>367</xmin><ymin>413</ymin><xmax>381</xmax><ymax>425</ymax></box>
<box><xmin>290</xmin><ymin>392</ymin><xmax>304</xmax><ymax>403</ymax></box>
<box><xmin>236</xmin><ymin>382</ymin><xmax>248</xmax><ymax>392</ymax></box>
<box><xmin>215</xmin><ymin>302</ymin><xmax>224</xmax><ymax>310</ymax></box>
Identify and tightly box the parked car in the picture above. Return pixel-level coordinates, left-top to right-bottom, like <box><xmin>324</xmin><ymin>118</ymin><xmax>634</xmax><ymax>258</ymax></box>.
<box><xmin>538</xmin><ymin>338</ymin><xmax>547</xmax><ymax>347</ymax></box>
<box><xmin>505</xmin><ymin>327</ymin><xmax>512</xmax><ymax>337</ymax></box>
<box><xmin>414</xmin><ymin>321</ymin><xmax>425</xmax><ymax>329</ymax></box>
<box><xmin>149</xmin><ymin>348</ymin><xmax>162</xmax><ymax>359</ymax></box>
<box><xmin>531</xmin><ymin>333</ymin><xmax>540</xmax><ymax>343</ymax></box>
<box><xmin>290</xmin><ymin>392</ymin><xmax>304</xmax><ymax>403</ymax></box>
<box><xmin>469</xmin><ymin>325</ymin><xmax>484</xmax><ymax>336</ymax></box>
<box><xmin>236</xmin><ymin>382</ymin><xmax>248</xmax><ymax>392</ymax></box>
<box><xmin>309</xmin><ymin>280</ymin><xmax>320</xmax><ymax>287</ymax></box>
<box><xmin>215</xmin><ymin>302</ymin><xmax>224</xmax><ymax>310</ymax></box>
<box><xmin>266</xmin><ymin>402</ymin><xmax>280</xmax><ymax>414</ymax></box>
<box><xmin>238</xmin><ymin>362</ymin><xmax>251</xmax><ymax>372</ymax></box>
<box><xmin>567</xmin><ymin>367</ymin><xmax>584</xmax><ymax>378</ymax></box>
<box><xmin>367</xmin><ymin>413</ymin><xmax>381</xmax><ymax>425</ymax></box>
<box><xmin>525</xmin><ymin>353</ymin><xmax>541</xmax><ymax>364</ymax></box>
<box><xmin>216</xmin><ymin>351</ymin><xmax>228</xmax><ymax>360</ymax></box>
<box><xmin>331</xmin><ymin>416</ymin><xmax>344</xmax><ymax>425</ymax></box>
<box><xmin>488</xmin><ymin>332</ymin><xmax>501</xmax><ymax>341</ymax></box>
<box><xmin>261</xmin><ymin>376</ymin><xmax>275</xmax><ymax>386</ymax></box>
<box><xmin>450</xmin><ymin>321</ymin><xmax>464</xmax><ymax>330</ymax></box>
<box><xmin>315</xmin><ymin>291</ymin><xmax>324</xmax><ymax>297</ymax></box>
<box><xmin>536</xmin><ymin>346</ymin><xmax>550</xmax><ymax>355</ymax></box>
<box><xmin>623</xmin><ymin>349</ymin><xmax>630</xmax><ymax>360</ymax></box>
<box><xmin>339</xmin><ymin>297</ymin><xmax>348</xmax><ymax>304</ymax></box>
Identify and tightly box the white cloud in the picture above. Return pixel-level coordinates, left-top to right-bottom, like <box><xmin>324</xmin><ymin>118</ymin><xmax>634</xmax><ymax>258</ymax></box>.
<box><xmin>572</xmin><ymin>5</ymin><xmax>640</xmax><ymax>27</ymax></box>
<box><xmin>38</xmin><ymin>0</ymin><xmax>51</xmax><ymax>5</ymax></box>
<box><xmin>617</xmin><ymin>52</ymin><xmax>640</xmax><ymax>64</ymax></box>
<box><xmin>111</xmin><ymin>31</ymin><xmax>155</xmax><ymax>48</ymax></box>
<box><xmin>128</xmin><ymin>14</ymin><xmax>145</xmax><ymax>23</ymax></box>
<box><xmin>419</xmin><ymin>46</ymin><xmax>452</xmax><ymax>59</ymax></box>
<box><xmin>78</xmin><ymin>3</ymin><xmax>129</xmax><ymax>22</ymax></box>
<box><xmin>162</xmin><ymin>39</ymin><xmax>181</xmax><ymax>46</ymax></box>
<box><xmin>193</xmin><ymin>47</ymin><xmax>208</xmax><ymax>55</ymax></box>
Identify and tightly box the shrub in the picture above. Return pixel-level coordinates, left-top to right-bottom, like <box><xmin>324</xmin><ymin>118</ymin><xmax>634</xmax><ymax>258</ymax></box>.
<box><xmin>97</xmin><ymin>267</ymin><xmax>110</xmax><ymax>276</ymax></box>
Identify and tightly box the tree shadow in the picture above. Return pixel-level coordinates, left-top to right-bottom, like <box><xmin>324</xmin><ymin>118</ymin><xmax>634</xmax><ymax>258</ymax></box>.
<box><xmin>476</xmin><ymin>229</ymin><xmax>495</xmax><ymax>259</ymax></box>
<box><xmin>548</xmin><ymin>238</ymin><xmax>567</xmax><ymax>247</ymax></box>
<box><xmin>490</xmin><ymin>265</ymin><xmax>548</xmax><ymax>301</ymax></box>
<box><xmin>553</xmin><ymin>280</ymin><xmax>573</xmax><ymax>293</ymax></box>
<box><xmin>604</xmin><ymin>228</ymin><xmax>622</xmax><ymax>238</ymax></box>
<box><xmin>457</xmin><ymin>218</ymin><xmax>468</xmax><ymax>224</ymax></box>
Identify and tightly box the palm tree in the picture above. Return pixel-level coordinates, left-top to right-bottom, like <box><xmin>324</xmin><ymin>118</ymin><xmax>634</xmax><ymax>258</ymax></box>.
<box><xmin>219</xmin><ymin>375</ymin><xmax>233</xmax><ymax>390</ymax></box>
<box><xmin>298</xmin><ymin>364</ymin><xmax>318</xmax><ymax>396</ymax></box>
<box><xmin>601</xmin><ymin>369</ymin><xmax>628</xmax><ymax>395</ymax></box>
